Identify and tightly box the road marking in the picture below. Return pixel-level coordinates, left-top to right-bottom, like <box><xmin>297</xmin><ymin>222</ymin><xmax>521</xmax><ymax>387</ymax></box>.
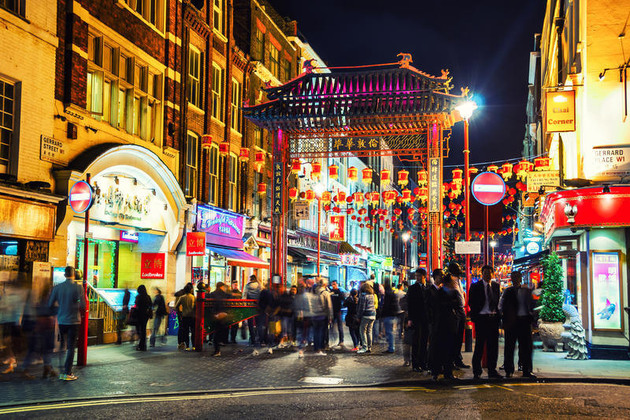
<box><xmin>0</xmin><ymin>386</ymin><xmax>436</xmax><ymax>415</ymax></box>
<box><xmin>300</xmin><ymin>377</ymin><xmax>344</xmax><ymax>385</ymax></box>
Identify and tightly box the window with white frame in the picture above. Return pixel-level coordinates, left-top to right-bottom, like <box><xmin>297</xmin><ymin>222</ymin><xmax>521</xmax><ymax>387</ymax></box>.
<box><xmin>211</xmin><ymin>64</ymin><xmax>224</xmax><ymax>121</ymax></box>
<box><xmin>87</xmin><ymin>32</ymin><xmax>162</xmax><ymax>143</ymax></box>
<box><xmin>269</xmin><ymin>44</ymin><xmax>280</xmax><ymax>78</ymax></box>
<box><xmin>0</xmin><ymin>79</ymin><xmax>15</xmax><ymax>172</ymax></box>
<box><xmin>208</xmin><ymin>143</ymin><xmax>219</xmax><ymax>205</ymax></box>
<box><xmin>230</xmin><ymin>78</ymin><xmax>241</xmax><ymax>132</ymax></box>
<box><xmin>123</xmin><ymin>0</ymin><xmax>164</xmax><ymax>31</ymax></box>
<box><xmin>213</xmin><ymin>0</ymin><xmax>224</xmax><ymax>35</ymax></box>
<box><xmin>228</xmin><ymin>152</ymin><xmax>238</xmax><ymax>211</ymax></box>
<box><xmin>188</xmin><ymin>47</ymin><xmax>203</xmax><ymax>108</ymax></box>
<box><xmin>185</xmin><ymin>131</ymin><xmax>199</xmax><ymax>197</ymax></box>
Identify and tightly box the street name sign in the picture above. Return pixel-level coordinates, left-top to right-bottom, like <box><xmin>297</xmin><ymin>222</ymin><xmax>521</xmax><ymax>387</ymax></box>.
<box><xmin>455</xmin><ymin>241</ymin><xmax>482</xmax><ymax>255</ymax></box>
<box><xmin>471</xmin><ymin>172</ymin><xmax>506</xmax><ymax>206</ymax></box>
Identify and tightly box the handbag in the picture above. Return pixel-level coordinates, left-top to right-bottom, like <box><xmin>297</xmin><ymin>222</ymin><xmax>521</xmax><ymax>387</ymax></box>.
<box><xmin>127</xmin><ymin>306</ymin><xmax>138</xmax><ymax>326</ymax></box>
<box><xmin>268</xmin><ymin>319</ymin><xmax>281</xmax><ymax>335</ymax></box>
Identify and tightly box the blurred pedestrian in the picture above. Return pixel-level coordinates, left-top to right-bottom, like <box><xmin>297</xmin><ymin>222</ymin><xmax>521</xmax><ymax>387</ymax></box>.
<box><xmin>150</xmin><ymin>287</ymin><xmax>168</xmax><ymax>347</ymax></box>
<box><xmin>229</xmin><ymin>281</ymin><xmax>242</xmax><ymax>344</ymax></box>
<box><xmin>208</xmin><ymin>282</ymin><xmax>230</xmax><ymax>356</ymax></box>
<box><xmin>134</xmin><ymin>285</ymin><xmax>152</xmax><ymax>351</ymax></box>
<box><xmin>396</xmin><ymin>282</ymin><xmax>407</xmax><ymax>339</ymax></box>
<box><xmin>499</xmin><ymin>271</ymin><xmax>536</xmax><ymax>379</ymax></box>
<box><xmin>446</xmin><ymin>262</ymin><xmax>469</xmax><ymax>370</ymax></box>
<box><xmin>278</xmin><ymin>285</ymin><xmax>296</xmax><ymax>348</ymax></box>
<box><xmin>427</xmin><ymin>268</ymin><xmax>443</xmax><ymax>376</ymax></box>
<box><xmin>294</xmin><ymin>281</ymin><xmax>315</xmax><ymax>358</ymax></box>
<box><xmin>243</xmin><ymin>275</ymin><xmax>262</xmax><ymax>347</ymax></box>
<box><xmin>468</xmin><ymin>265</ymin><xmax>503</xmax><ymax>380</ymax></box>
<box><xmin>19</xmin><ymin>284</ymin><xmax>56</xmax><ymax>379</ymax></box>
<box><xmin>48</xmin><ymin>266</ymin><xmax>85</xmax><ymax>381</ymax></box>
<box><xmin>382</xmin><ymin>277</ymin><xmax>402</xmax><ymax>353</ymax></box>
<box><xmin>356</xmin><ymin>282</ymin><xmax>376</xmax><ymax>354</ymax></box>
<box><xmin>311</xmin><ymin>278</ymin><xmax>332</xmax><ymax>356</ymax></box>
<box><xmin>254</xmin><ymin>280</ymin><xmax>275</xmax><ymax>355</ymax></box>
<box><xmin>0</xmin><ymin>278</ymin><xmax>26</xmax><ymax>374</ymax></box>
<box><xmin>433</xmin><ymin>266</ymin><xmax>463</xmax><ymax>381</ymax></box>
<box><xmin>328</xmin><ymin>281</ymin><xmax>345</xmax><ymax>348</ymax></box>
<box><xmin>116</xmin><ymin>286</ymin><xmax>130</xmax><ymax>345</ymax></box>
<box><xmin>344</xmin><ymin>289</ymin><xmax>360</xmax><ymax>351</ymax></box>
<box><xmin>175</xmin><ymin>283</ymin><xmax>195</xmax><ymax>351</ymax></box>
<box><xmin>407</xmin><ymin>269</ymin><xmax>429</xmax><ymax>372</ymax></box>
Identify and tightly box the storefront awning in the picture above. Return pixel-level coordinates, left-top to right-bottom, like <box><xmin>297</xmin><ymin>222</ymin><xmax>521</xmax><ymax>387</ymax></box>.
<box><xmin>512</xmin><ymin>249</ymin><xmax>549</xmax><ymax>271</ymax></box>
<box><xmin>347</xmin><ymin>266</ymin><xmax>368</xmax><ymax>282</ymax></box>
<box><xmin>288</xmin><ymin>247</ymin><xmax>340</xmax><ymax>264</ymax></box>
<box><xmin>207</xmin><ymin>246</ymin><xmax>269</xmax><ymax>269</ymax></box>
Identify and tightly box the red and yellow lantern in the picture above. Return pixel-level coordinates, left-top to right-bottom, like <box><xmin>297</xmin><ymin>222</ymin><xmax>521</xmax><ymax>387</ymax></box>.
<box><xmin>417</xmin><ymin>170</ymin><xmax>428</xmax><ymax>186</ymax></box>
<box><xmin>288</xmin><ymin>187</ymin><xmax>298</xmax><ymax>201</ymax></box>
<box><xmin>452</xmin><ymin>168</ymin><xmax>463</xmax><ymax>185</ymax></box>
<box><xmin>362</xmin><ymin>167</ymin><xmax>373</xmax><ymax>184</ymax></box>
<box><xmin>321</xmin><ymin>191</ymin><xmax>332</xmax><ymax>204</ymax></box>
<box><xmin>500</xmin><ymin>162</ymin><xmax>513</xmax><ymax>181</ymax></box>
<box><xmin>329</xmin><ymin>164</ymin><xmax>339</xmax><ymax>180</ymax></box>
<box><xmin>401</xmin><ymin>189</ymin><xmax>412</xmax><ymax>202</ymax></box>
<box><xmin>418</xmin><ymin>187</ymin><xmax>428</xmax><ymax>201</ymax></box>
<box><xmin>383</xmin><ymin>190</ymin><xmax>397</xmax><ymax>206</ymax></box>
<box><xmin>311</xmin><ymin>161</ymin><xmax>322</xmax><ymax>180</ymax></box>
<box><xmin>254</xmin><ymin>151</ymin><xmax>265</xmax><ymax>172</ymax></box>
<box><xmin>534</xmin><ymin>157</ymin><xmax>551</xmax><ymax>171</ymax></box>
<box><xmin>239</xmin><ymin>147</ymin><xmax>250</xmax><ymax>161</ymax></box>
<box><xmin>202</xmin><ymin>134</ymin><xmax>213</xmax><ymax>149</ymax></box>
<box><xmin>354</xmin><ymin>192</ymin><xmax>364</xmax><ymax>205</ymax></box>
<box><xmin>305</xmin><ymin>189</ymin><xmax>315</xmax><ymax>202</ymax></box>
<box><xmin>370</xmin><ymin>192</ymin><xmax>380</xmax><ymax>204</ymax></box>
<box><xmin>487</xmin><ymin>164</ymin><xmax>499</xmax><ymax>173</ymax></box>
<box><xmin>335</xmin><ymin>191</ymin><xmax>347</xmax><ymax>203</ymax></box>
<box><xmin>398</xmin><ymin>169</ymin><xmax>409</xmax><ymax>187</ymax></box>
<box><xmin>468</xmin><ymin>167</ymin><xmax>478</xmax><ymax>178</ymax></box>
<box><xmin>514</xmin><ymin>160</ymin><xmax>534</xmax><ymax>180</ymax></box>
<box><xmin>291</xmin><ymin>160</ymin><xmax>301</xmax><ymax>174</ymax></box>
<box><xmin>219</xmin><ymin>141</ymin><xmax>230</xmax><ymax>156</ymax></box>
<box><xmin>381</xmin><ymin>169</ymin><xmax>391</xmax><ymax>185</ymax></box>
<box><xmin>257</xmin><ymin>182</ymin><xmax>267</xmax><ymax>195</ymax></box>
<box><xmin>348</xmin><ymin>166</ymin><xmax>358</xmax><ymax>182</ymax></box>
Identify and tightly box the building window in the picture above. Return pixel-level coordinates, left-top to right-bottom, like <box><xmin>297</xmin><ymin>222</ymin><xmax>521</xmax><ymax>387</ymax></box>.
<box><xmin>213</xmin><ymin>0</ymin><xmax>224</xmax><ymax>35</ymax></box>
<box><xmin>253</xmin><ymin>171</ymin><xmax>262</xmax><ymax>218</ymax></box>
<box><xmin>0</xmin><ymin>0</ymin><xmax>24</xmax><ymax>16</ymax></box>
<box><xmin>86</xmin><ymin>32</ymin><xmax>162</xmax><ymax>143</ymax></box>
<box><xmin>230</xmin><ymin>79</ymin><xmax>241</xmax><ymax>132</ymax></box>
<box><xmin>0</xmin><ymin>79</ymin><xmax>15</xmax><ymax>172</ymax></box>
<box><xmin>185</xmin><ymin>132</ymin><xmax>199</xmax><ymax>197</ymax></box>
<box><xmin>253</xmin><ymin>127</ymin><xmax>263</xmax><ymax>149</ymax></box>
<box><xmin>124</xmin><ymin>0</ymin><xmax>164</xmax><ymax>31</ymax></box>
<box><xmin>188</xmin><ymin>47</ymin><xmax>203</xmax><ymax>108</ymax></box>
<box><xmin>281</xmin><ymin>57</ymin><xmax>291</xmax><ymax>81</ymax></box>
<box><xmin>228</xmin><ymin>153</ymin><xmax>238</xmax><ymax>211</ymax></box>
<box><xmin>253</xmin><ymin>26</ymin><xmax>264</xmax><ymax>61</ymax></box>
<box><xmin>208</xmin><ymin>143</ymin><xmax>219</xmax><ymax>205</ymax></box>
<box><xmin>211</xmin><ymin>64</ymin><xmax>224</xmax><ymax>121</ymax></box>
<box><xmin>269</xmin><ymin>44</ymin><xmax>280</xmax><ymax>78</ymax></box>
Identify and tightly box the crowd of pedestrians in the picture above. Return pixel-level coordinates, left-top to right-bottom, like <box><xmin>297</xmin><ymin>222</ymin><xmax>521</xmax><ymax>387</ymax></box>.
<box><xmin>0</xmin><ymin>263</ymin><xmax>538</xmax><ymax>383</ymax></box>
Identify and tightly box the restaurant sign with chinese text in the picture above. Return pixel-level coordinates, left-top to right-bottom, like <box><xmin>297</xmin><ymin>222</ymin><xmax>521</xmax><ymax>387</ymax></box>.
<box><xmin>331</xmin><ymin>137</ymin><xmax>380</xmax><ymax>153</ymax></box>
<box><xmin>428</xmin><ymin>158</ymin><xmax>441</xmax><ymax>212</ymax></box>
<box><xmin>329</xmin><ymin>215</ymin><xmax>346</xmax><ymax>242</ymax></box>
<box><xmin>273</xmin><ymin>161</ymin><xmax>283</xmax><ymax>215</ymax></box>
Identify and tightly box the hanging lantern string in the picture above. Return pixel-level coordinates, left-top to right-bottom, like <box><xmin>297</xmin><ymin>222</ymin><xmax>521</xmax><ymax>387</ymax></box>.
<box><xmin>379</xmin><ymin>151</ymin><xmax>549</xmax><ymax>170</ymax></box>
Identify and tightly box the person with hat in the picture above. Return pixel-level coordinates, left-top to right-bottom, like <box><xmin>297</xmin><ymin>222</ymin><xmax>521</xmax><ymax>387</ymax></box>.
<box><xmin>468</xmin><ymin>265</ymin><xmax>503</xmax><ymax>380</ymax></box>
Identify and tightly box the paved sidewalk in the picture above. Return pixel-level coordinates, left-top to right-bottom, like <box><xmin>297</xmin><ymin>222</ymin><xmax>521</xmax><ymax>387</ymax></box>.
<box><xmin>0</xmin><ymin>335</ymin><xmax>629</xmax><ymax>407</ymax></box>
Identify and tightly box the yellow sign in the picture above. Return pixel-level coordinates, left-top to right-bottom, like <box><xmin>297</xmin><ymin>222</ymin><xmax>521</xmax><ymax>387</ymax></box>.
<box><xmin>527</xmin><ymin>171</ymin><xmax>560</xmax><ymax>193</ymax></box>
<box><xmin>545</xmin><ymin>90</ymin><xmax>575</xmax><ymax>132</ymax></box>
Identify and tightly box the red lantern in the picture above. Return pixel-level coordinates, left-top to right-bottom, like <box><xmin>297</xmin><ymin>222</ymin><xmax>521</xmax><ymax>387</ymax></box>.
<box><xmin>370</xmin><ymin>192</ymin><xmax>380</xmax><ymax>204</ymax></box>
<box><xmin>288</xmin><ymin>187</ymin><xmax>298</xmax><ymax>201</ymax></box>
<box><xmin>329</xmin><ymin>164</ymin><xmax>339</xmax><ymax>180</ymax></box>
<box><xmin>452</xmin><ymin>168</ymin><xmax>463</xmax><ymax>184</ymax></box>
<box><xmin>305</xmin><ymin>190</ymin><xmax>315</xmax><ymax>202</ymax></box>
<box><xmin>362</xmin><ymin>168</ymin><xmax>373</xmax><ymax>184</ymax></box>
<box><xmin>257</xmin><ymin>182</ymin><xmax>267</xmax><ymax>195</ymax></box>
<box><xmin>487</xmin><ymin>164</ymin><xmax>499</xmax><ymax>173</ymax></box>
<box><xmin>401</xmin><ymin>189</ymin><xmax>412</xmax><ymax>202</ymax></box>
<box><xmin>381</xmin><ymin>169</ymin><xmax>391</xmax><ymax>185</ymax></box>
<box><xmin>346</xmin><ymin>195</ymin><xmax>354</xmax><ymax>204</ymax></box>
<box><xmin>418</xmin><ymin>187</ymin><xmax>428</xmax><ymax>201</ymax></box>
<box><xmin>468</xmin><ymin>167</ymin><xmax>478</xmax><ymax>178</ymax></box>
<box><xmin>383</xmin><ymin>190</ymin><xmax>397</xmax><ymax>205</ymax></box>
<box><xmin>333</xmin><ymin>206</ymin><xmax>340</xmax><ymax>213</ymax></box>
<box><xmin>291</xmin><ymin>160</ymin><xmax>301</xmax><ymax>174</ymax></box>
<box><xmin>417</xmin><ymin>170</ymin><xmax>428</xmax><ymax>185</ymax></box>
<box><xmin>348</xmin><ymin>166</ymin><xmax>358</xmax><ymax>182</ymax></box>
<box><xmin>219</xmin><ymin>141</ymin><xmax>229</xmax><ymax>156</ymax></box>
<box><xmin>514</xmin><ymin>160</ymin><xmax>533</xmax><ymax>180</ymax></box>
<box><xmin>202</xmin><ymin>134</ymin><xmax>213</xmax><ymax>149</ymax></box>
<box><xmin>534</xmin><ymin>157</ymin><xmax>551</xmax><ymax>171</ymax></box>
<box><xmin>254</xmin><ymin>151</ymin><xmax>265</xmax><ymax>171</ymax></box>
<box><xmin>354</xmin><ymin>192</ymin><xmax>364</xmax><ymax>204</ymax></box>
<box><xmin>311</xmin><ymin>161</ymin><xmax>322</xmax><ymax>180</ymax></box>
<box><xmin>321</xmin><ymin>191</ymin><xmax>332</xmax><ymax>204</ymax></box>
<box><xmin>500</xmin><ymin>162</ymin><xmax>513</xmax><ymax>181</ymax></box>
<box><xmin>398</xmin><ymin>169</ymin><xmax>409</xmax><ymax>186</ymax></box>
<box><xmin>394</xmin><ymin>208</ymin><xmax>402</xmax><ymax>216</ymax></box>
<box><xmin>239</xmin><ymin>147</ymin><xmax>250</xmax><ymax>161</ymax></box>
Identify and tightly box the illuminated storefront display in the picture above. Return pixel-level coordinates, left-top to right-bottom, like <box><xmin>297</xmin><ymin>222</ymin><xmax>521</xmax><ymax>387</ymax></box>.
<box><xmin>591</xmin><ymin>251</ymin><xmax>623</xmax><ymax>331</ymax></box>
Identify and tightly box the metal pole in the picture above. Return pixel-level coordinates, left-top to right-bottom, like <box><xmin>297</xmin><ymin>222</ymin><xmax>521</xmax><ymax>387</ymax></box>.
<box><xmin>463</xmin><ymin>118</ymin><xmax>471</xmax><ymax>294</ymax></box>
<box><xmin>484</xmin><ymin>205</ymin><xmax>489</xmax><ymax>266</ymax></box>
<box><xmin>78</xmin><ymin>173</ymin><xmax>90</xmax><ymax>366</ymax></box>
<box><xmin>317</xmin><ymin>197</ymin><xmax>321</xmax><ymax>278</ymax></box>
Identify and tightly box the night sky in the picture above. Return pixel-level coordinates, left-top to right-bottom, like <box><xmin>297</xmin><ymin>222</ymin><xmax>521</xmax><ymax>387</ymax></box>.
<box><xmin>270</xmin><ymin>0</ymin><xmax>546</xmax><ymax>169</ymax></box>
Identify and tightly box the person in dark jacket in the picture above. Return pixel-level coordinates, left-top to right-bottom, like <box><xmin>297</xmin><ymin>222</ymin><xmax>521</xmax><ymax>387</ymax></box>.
<box><xmin>116</xmin><ymin>286</ymin><xmax>130</xmax><ymax>345</ymax></box>
<box><xmin>382</xmin><ymin>278</ymin><xmax>403</xmax><ymax>353</ymax></box>
<box><xmin>468</xmin><ymin>265</ymin><xmax>503</xmax><ymax>380</ymax></box>
<box><xmin>427</xmin><ymin>268</ymin><xmax>443</xmax><ymax>375</ymax></box>
<box><xmin>357</xmin><ymin>282</ymin><xmax>377</xmax><ymax>354</ymax></box>
<box><xmin>344</xmin><ymin>289</ymin><xmax>360</xmax><ymax>350</ymax></box>
<box><xmin>150</xmin><ymin>287</ymin><xmax>168</xmax><ymax>347</ymax></box>
<box><xmin>134</xmin><ymin>285</ymin><xmax>153</xmax><ymax>351</ymax></box>
<box><xmin>446</xmin><ymin>262</ymin><xmax>469</xmax><ymax>370</ymax></box>
<box><xmin>499</xmin><ymin>271</ymin><xmax>536</xmax><ymax>378</ymax></box>
<box><xmin>329</xmin><ymin>281</ymin><xmax>345</xmax><ymax>348</ymax></box>
<box><xmin>278</xmin><ymin>286</ymin><xmax>296</xmax><ymax>348</ymax></box>
<box><xmin>208</xmin><ymin>282</ymin><xmax>231</xmax><ymax>356</ymax></box>
<box><xmin>407</xmin><ymin>269</ymin><xmax>429</xmax><ymax>372</ymax></box>
<box><xmin>433</xmin><ymin>272</ymin><xmax>462</xmax><ymax>381</ymax></box>
<box><xmin>229</xmin><ymin>281</ymin><xmax>242</xmax><ymax>343</ymax></box>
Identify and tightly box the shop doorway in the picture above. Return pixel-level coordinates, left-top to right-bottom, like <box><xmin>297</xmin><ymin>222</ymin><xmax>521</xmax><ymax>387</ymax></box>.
<box><xmin>76</xmin><ymin>239</ymin><xmax>119</xmax><ymax>288</ymax></box>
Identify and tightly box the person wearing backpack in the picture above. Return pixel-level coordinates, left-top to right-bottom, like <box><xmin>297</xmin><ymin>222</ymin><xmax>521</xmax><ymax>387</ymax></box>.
<box><xmin>150</xmin><ymin>287</ymin><xmax>168</xmax><ymax>347</ymax></box>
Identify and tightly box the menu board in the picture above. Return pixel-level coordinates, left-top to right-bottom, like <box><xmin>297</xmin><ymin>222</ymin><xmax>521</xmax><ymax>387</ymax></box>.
<box><xmin>591</xmin><ymin>251</ymin><xmax>623</xmax><ymax>331</ymax></box>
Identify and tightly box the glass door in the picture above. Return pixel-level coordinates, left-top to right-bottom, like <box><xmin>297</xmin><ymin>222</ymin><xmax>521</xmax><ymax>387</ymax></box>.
<box><xmin>76</xmin><ymin>239</ymin><xmax>119</xmax><ymax>288</ymax></box>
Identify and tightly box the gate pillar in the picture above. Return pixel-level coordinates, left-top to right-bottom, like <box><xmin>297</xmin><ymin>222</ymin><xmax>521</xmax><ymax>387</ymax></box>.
<box><xmin>427</xmin><ymin>123</ymin><xmax>443</xmax><ymax>272</ymax></box>
<box><xmin>270</xmin><ymin>129</ymin><xmax>288</xmax><ymax>288</ymax></box>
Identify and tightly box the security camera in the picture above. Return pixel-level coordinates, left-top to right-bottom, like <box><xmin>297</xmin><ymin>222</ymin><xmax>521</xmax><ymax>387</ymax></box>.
<box><xmin>570</xmin><ymin>226</ymin><xmax>578</xmax><ymax>233</ymax></box>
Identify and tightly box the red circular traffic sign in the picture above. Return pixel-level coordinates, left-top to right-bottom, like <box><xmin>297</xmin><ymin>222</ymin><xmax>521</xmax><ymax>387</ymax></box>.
<box><xmin>471</xmin><ymin>172</ymin><xmax>506</xmax><ymax>206</ymax></box>
<box><xmin>69</xmin><ymin>181</ymin><xmax>93</xmax><ymax>213</ymax></box>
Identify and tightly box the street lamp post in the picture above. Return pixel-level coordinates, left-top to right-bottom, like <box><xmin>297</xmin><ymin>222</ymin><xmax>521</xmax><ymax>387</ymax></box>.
<box><xmin>456</xmin><ymin>100</ymin><xmax>477</xmax><ymax>295</ymax></box>
<box><xmin>490</xmin><ymin>240</ymin><xmax>497</xmax><ymax>268</ymax></box>
<box><xmin>402</xmin><ymin>231</ymin><xmax>410</xmax><ymax>282</ymax></box>
<box><xmin>314</xmin><ymin>183</ymin><xmax>326</xmax><ymax>278</ymax></box>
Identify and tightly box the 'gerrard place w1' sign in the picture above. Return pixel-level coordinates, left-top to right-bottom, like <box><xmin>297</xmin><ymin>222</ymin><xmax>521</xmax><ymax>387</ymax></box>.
<box><xmin>471</xmin><ymin>172</ymin><xmax>506</xmax><ymax>206</ymax></box>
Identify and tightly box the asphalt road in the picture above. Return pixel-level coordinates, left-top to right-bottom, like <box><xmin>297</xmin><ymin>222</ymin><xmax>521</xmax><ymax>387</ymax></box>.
<box><xmin>2</xmin><ymin>382</ymin><xmax>628</xmax><ymax>419</ymax></box>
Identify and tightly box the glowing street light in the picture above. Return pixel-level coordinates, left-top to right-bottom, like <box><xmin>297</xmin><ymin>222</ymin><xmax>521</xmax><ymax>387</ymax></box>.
<box><xmin>489</xmin><ymin>240</ymin><xmax>497</xmax><ymax>268</ymax></box>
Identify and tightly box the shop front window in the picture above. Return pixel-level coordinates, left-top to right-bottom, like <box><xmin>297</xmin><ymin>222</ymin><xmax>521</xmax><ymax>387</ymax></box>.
<box><xmin>76</xmin><ymin>239</ymin><xmax>119</xmax><ymax>289</ymax></box>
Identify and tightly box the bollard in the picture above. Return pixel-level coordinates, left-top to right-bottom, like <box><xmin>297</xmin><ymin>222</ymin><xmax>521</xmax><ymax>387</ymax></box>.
<box><xmin>195</xmin><ymin>286</ymin><xmax>205</xmax><ymax>352</ymax></box>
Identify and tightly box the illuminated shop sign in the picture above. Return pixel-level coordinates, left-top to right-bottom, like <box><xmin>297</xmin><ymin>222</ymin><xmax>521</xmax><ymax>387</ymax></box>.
<box><xmin>119</xmin><ymin>230</ymin><xmax>139</xmax><ymax>243</ymax></box>
<box><xmin>545</xmin><ymin>90</ymin><xmax>575</xmax><ymax>132</ymax></box>
<box><xmin>196</xmin><ymin>205</ymin><xmax>244</xmax><ymax>239</ymax></box>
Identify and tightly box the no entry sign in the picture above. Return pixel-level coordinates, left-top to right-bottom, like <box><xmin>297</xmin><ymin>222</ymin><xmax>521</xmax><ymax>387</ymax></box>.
<box><xmin>471</xmin><ymin>172</ymin><xmax>506</xmax><ymax>206</ymax></box>
<box><xmin>69</xmin><ymin>180</ymin><xmax>93</xmax><ymax>213</ymax></box>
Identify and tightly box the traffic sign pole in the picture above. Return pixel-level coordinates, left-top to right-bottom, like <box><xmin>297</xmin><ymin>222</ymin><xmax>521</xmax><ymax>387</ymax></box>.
<box><xmin>78</xmin><ymin>173</ymin><xmax>90</xmax><ymax>366</ymax></box>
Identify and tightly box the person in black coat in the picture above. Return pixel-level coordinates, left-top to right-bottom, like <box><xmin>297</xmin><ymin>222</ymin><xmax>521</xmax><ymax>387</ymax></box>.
<box><xmin>426</xmin><ymin>268</ymin><xmax>443</xmax><ymax>375</ymax></box>
<box><xmin>433</xmin><ymin>273</ymin><xmax>462</xmax><ymax>380</ymax></box>
<box><xmin>499</xmin><ymin>271</ymin><xmax>536</xmax><ymax>378</ymax></box>
<box><xmin>468</xmin><ymin>265</ymin><xmax>503</xmax><ymax>379</ymax></box>
<box><xmin>406</xmin><ymin>269</ymin><xmax>429</xmax><ymax>372</ymax></box>
<box><xmin>134</xmin><ymin>285</ymin><xmax>153</xmax><ymax>351</ymax></box>
<box><xmin>382</xmin><ymin>278</ymin><xmax>403</xmax><ymax>353</ymax></box>
<box><xmin>208</xmin><ymin>282</ymin><xmax>231</xmax><ymax>356</ymax></box>
<box><xmin>150</xmin><ymin>287</ymin><xmax>168</xmax><ymax>347</ymax></box>
<box><xmin>344</xmin><ymin>289</ymin><xmax>360</xmax><ymax>350</ymax></box>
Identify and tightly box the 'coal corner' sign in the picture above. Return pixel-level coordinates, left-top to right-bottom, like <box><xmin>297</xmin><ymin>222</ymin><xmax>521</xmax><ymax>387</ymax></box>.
<box><xmin>545</xmin><ymin>90</ymin><xmax>575</xmax><ymax>133</ymax></box>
